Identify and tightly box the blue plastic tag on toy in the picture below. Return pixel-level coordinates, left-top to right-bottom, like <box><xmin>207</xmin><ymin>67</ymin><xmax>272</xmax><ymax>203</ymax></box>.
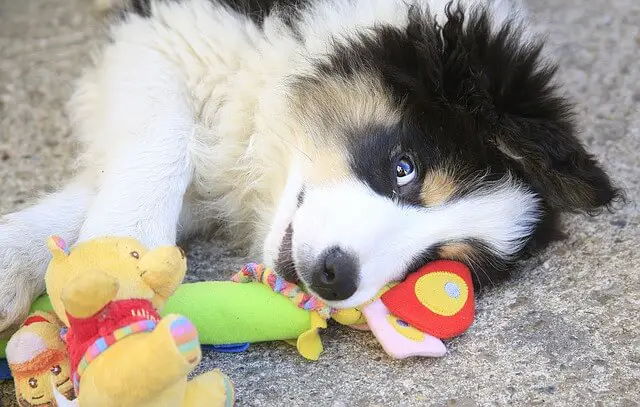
<box><xmin>0</xmin><ymin>358</ymin><xmax>11</xmax><ymax>379</ymax></box>
<box><xmin>203</xmin><ymin>343</ymin><xmax>250</xmax><ymax>353</ymax></box>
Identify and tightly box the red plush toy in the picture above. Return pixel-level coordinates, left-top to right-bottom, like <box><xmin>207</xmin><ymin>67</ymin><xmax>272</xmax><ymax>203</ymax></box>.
<box><xmin>361</xmin><ymin>260</ymin><xmax>475</xmax><ymax>359</ymax></box>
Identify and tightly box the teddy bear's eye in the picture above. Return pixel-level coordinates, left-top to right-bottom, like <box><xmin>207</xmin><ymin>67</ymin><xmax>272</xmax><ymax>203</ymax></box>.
<box><xmin>130</xmin><ymin>251</ymin><xmax>140</xmax><ymax>259</ymax></box>
<box><xmin>28</xmin><ymin>378</ymin><xmax>38</xmax><ymax>388</ymax></box>
<box><xmin>51</xmin><ymin>365</ymin><xmax>61</xmax><ymax>375</ymax></box>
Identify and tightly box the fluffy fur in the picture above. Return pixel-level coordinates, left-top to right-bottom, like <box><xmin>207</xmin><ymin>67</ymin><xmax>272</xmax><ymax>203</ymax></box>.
<box><xmin>0</xmin><ymin>0</ymin><xmax>620</xmax><ymax>330</ymax></box>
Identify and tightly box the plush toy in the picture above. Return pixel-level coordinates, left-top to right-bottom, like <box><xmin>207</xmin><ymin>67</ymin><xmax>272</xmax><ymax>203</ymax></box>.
<box><xmin>165</xmin><ymin>269</ymin><xmax>328</xmax><ymax>360</ymax></box>
<box><xmin>44</xmin><ymin>236</ymin><xmax>234</xmax><ymax>407</ymax></box>
<box><xmin>5</xmin><ymin>310</ymin><xmax>75</xmax><ymax>406</ymax></box>
<box><xmin>0</xmin><ymin>296</ymin><xmax>55</xmax><ymax>363</ymax></box>
<box><xmin>351</xmin><ymin>260</ymin><xmax>475</xmax><ymax>358</ymax></box>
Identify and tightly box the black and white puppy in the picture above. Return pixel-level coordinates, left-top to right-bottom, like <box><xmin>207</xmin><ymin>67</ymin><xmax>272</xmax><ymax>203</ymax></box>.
<box><xmin>0</xmin><ymin>0</ymin><xmax>620</xmax><ymax>331</ymax></box>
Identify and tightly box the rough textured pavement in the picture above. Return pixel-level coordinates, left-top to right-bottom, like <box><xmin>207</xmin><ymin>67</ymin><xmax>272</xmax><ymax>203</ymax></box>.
<box><xmin>0</xmin><ymin>0</ymin><xmax>639</xmax><ymax>406</ymax></box>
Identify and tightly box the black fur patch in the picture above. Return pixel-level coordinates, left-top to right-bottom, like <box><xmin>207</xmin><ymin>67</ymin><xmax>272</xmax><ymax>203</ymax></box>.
<box><xmin>217</xmin><ymin>0</ymin><xmax>309</xmax><ymax>28</ymax></box>
<box><xmin>274</xmin><ymin>224</ymin><xmax>298</xmax><ymax>283</ymax></box>
<box><xmin>129</xmin><ymin>0</ymin><xmax>309</xmax><ymax>30</ymax></box>
<box><xmin>301</xmin><ymin>2</ymin><xmax>621</xmax><ymax>284</ymax></box>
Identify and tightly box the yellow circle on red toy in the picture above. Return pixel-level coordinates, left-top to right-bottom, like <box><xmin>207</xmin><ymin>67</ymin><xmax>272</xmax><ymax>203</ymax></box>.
<box><xmin>414</xmin><ymin>271</ymin><xmax>468</xmax><ymax>316</ymax></box>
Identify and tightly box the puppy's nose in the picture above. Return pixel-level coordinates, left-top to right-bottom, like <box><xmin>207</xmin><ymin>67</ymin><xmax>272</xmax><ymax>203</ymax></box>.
<box><xmin>310</xmin><ymin>246</ymin><xmax>359</xmax><ymax>301</ymax></box>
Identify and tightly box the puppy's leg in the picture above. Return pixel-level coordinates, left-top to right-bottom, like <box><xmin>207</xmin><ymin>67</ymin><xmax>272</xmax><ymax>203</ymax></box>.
<box><xmin>76</xmin><ymin>26</ymin><xmax>195</xmax><ymax>249</ymax></box>
<box><xmin>1</xmin><ymin>14</ymin><xmax>199</xmax><ymax>331</ymax></box>
<box><xmin>78</xmin><ymin>137</ymin><xmax>193</xmax><ymax>248</ymax></box>
<box><xmin>0</xmin><ymin>177</ymin><xmax>94</xmax><ymax>332</ymax></box>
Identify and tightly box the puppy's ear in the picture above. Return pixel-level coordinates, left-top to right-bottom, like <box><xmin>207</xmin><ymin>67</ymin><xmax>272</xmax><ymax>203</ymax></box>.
<box><xmin>485</xmin><ymin>38</ymin><xmax>623</xmax><ymax>213</ymax></box>
<box><xmin>496</xmin><ymin>111</ymin><xmax>621</xmax><ymax>214</ymax></box>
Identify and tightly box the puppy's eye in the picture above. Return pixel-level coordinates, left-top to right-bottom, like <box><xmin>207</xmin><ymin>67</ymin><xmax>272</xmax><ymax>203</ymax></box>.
<box><xmin>130</xmin><ymin>251</ymin><xmax>140</xmax><ymax>259</ymax></box>
<box><xmin>396</xmin><ymin>156</ymin><xmax>416</xmax><ymax>186</ymax></box>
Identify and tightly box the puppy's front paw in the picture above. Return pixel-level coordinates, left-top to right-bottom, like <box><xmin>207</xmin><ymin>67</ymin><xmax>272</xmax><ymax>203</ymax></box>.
<box><xmin>0</xmin><ymin>256</ymin><xmax>44</xmax><ymax>335</ymax></box>
<box><xmin>0</xmin><ymin>225</ymin><xmax>49</xmax><ymax>335</ymax></box>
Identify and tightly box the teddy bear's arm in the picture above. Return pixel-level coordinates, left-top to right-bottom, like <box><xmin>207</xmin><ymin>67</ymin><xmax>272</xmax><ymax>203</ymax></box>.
<box><xmin>61</xmin><ymin>272</ymin><xmax>119</xmax><ymax>318</ymax></box>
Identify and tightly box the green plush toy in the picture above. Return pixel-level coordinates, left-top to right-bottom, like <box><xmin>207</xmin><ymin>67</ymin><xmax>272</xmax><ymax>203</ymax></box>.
<box><xmin>165</xmin><ymin>266</ymin><xmax>329</xmax><ymax>360</ymax></box>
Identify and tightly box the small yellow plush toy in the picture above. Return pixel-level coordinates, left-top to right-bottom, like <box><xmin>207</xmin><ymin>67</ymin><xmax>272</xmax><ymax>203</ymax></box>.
<box><xmin>6</xmin><ymin>310</ymin><xmax>75</xmax><ymax>406</ymax></box>
<box><xmin>44</xmin><ymin>236</ymin><xmax>234</xmax><ymax>407</ymax></box>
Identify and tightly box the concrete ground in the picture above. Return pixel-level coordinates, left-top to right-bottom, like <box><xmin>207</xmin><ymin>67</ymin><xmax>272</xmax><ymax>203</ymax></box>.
<box><xmin>0</xmin><ymin>0</ymin><xmax>638</xmax><ymax>405</ymax></box>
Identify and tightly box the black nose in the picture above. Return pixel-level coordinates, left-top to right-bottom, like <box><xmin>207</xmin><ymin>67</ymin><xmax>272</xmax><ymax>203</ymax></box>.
<box><xmin>310</xmin><ymin>247</ymin><xmax>359</xmax><ymax>301</ymax></box>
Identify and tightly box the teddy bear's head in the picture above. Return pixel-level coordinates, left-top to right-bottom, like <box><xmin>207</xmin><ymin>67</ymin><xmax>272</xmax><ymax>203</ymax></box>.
<box><xmin>44</xmin><ymin>236</ymin><xmax>187</xmax><ymax>326</ymax></box>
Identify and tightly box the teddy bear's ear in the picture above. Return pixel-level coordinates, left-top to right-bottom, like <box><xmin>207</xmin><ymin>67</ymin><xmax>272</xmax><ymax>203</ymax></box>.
<box><xmin>46</xmin><ymin>236</ymin><xmax>70</xmax><ymax>261</ymax></box>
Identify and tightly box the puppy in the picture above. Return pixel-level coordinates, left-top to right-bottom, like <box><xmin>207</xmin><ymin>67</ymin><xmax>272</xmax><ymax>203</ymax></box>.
<box><xmin>0</xmin><ymin>0</ymin><xmax>620</xmax><ymax>333</ymax></box>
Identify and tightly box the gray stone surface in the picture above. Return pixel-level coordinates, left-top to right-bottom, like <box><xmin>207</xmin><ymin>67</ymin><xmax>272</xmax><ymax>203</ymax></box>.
<box><xmin>0</xmin><ymin>0</ymin><xmax>639</xmax><ymax>406</ymax></box>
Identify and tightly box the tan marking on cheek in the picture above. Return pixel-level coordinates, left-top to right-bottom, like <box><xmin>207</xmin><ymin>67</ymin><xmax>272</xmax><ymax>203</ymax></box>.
<box><xmin>438</xmin><ymin>242</ymin><xmax>476</xmax><ymax>261</ymax></box>
<box><xmin>420</xmin><ymin>169</ymin><xmax>458</xmax><ymax>206</ymax></box>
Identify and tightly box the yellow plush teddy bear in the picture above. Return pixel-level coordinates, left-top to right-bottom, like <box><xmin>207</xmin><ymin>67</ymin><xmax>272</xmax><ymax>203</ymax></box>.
<box><xmin>44</xmin><ymin>235</ymin><xmax>234</xmax><ymax>407</ymax></box>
